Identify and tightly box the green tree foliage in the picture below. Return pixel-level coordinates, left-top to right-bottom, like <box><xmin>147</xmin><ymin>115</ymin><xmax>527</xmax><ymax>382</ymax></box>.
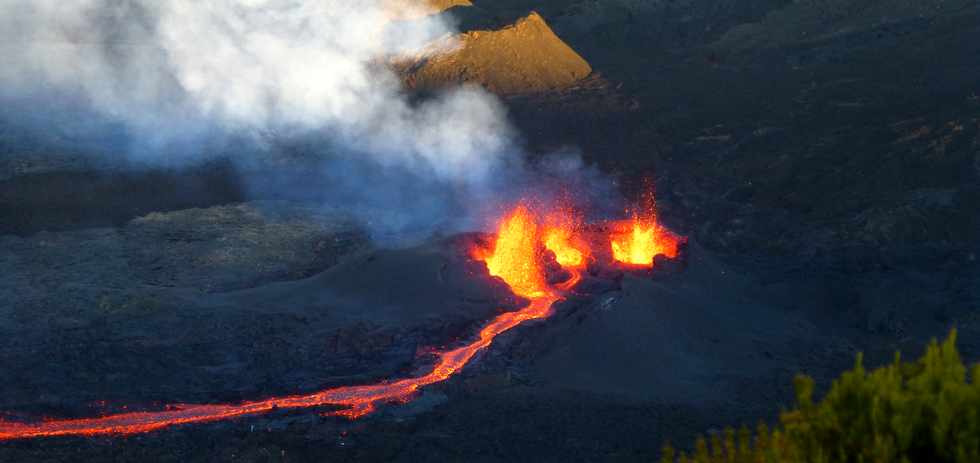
<box><xmin>662</xmin><ymin>330</ymin><xmax>980</xmax><ymax>463</ymax></box>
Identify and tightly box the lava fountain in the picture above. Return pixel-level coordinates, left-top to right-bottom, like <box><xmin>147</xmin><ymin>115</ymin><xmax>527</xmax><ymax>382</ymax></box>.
<box><xmin>482</xmin><ymin>205</ymin><xmax>548</xmax><ymax>298</ymax></box>
<box><xmin>0</xmin><ymin>204</ymin><xmax>578</xmax><ymax>441</ymax></box>
<box><xmin>543</xmin><ymin>207</ymin><xmax>589</xmax><ymax>270</ymax></box>
<box><xmin>609</xmin><ymin>191</ymin><xmax>683</xmax><ymax>267</ymax></box>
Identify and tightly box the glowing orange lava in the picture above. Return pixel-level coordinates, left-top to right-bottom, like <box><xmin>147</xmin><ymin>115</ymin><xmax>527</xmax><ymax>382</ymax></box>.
<box><xmin>543</xmin><ymin>208</ymin><xmax>589</xmax><ymax>269</ymax></box>
<box><xmin>0</xmin><ymin>204</ymin><xmax>579</xmax><ymax>442</ymax></box>
<box><xmin>483</xmin><ymin>205</ymin><xmax>548</xmax><ymax>298</ymax></box>
<box><xmin>609</xmin><ymin>192</ymin><xmax>682</xmax><ymax>267</ymax></box>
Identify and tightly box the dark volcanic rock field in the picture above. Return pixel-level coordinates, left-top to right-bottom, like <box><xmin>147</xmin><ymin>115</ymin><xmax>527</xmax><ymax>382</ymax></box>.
<box><xmin>1</xmin><ymin>0</ymin><xmax>979</xmax><ymax>461</ymax></box>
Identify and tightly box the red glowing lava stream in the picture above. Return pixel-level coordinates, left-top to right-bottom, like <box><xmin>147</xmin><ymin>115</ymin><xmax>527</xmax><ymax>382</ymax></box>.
<box><xmin>0</xmin><ymin>292</ymin><xmax>567</xmax><ymax>441</ymax></box>
<box><xmin>0</xmin><ymin>207</ymin><xmax>582</xmax><ymax>441</ymax></box>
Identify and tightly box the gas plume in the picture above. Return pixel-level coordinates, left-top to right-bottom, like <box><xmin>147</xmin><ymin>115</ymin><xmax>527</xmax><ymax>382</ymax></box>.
<box><xmin>0</xmin><ymin>0</ymin><xmax>571</xmax><ymax>240</ymax></box>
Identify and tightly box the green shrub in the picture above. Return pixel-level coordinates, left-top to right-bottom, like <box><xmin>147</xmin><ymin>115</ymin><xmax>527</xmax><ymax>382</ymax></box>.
<box><xmin>662</xmin><ymin>330</ymin><xmax>980</xmax><ymax>463</ymax></box>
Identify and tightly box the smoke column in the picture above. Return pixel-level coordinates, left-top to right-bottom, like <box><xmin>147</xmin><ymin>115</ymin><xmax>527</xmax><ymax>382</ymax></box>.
<box><xmin>0</xmin><ymin>0</ymin><xmax>535</xmax><ymax>240</ymax></box>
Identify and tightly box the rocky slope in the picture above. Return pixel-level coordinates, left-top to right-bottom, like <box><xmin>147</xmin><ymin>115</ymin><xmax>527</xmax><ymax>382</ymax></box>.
<box><xmin>395</xmin><ymin>11</ymin><xmax>592</xmax><ymax>94</ymax></box>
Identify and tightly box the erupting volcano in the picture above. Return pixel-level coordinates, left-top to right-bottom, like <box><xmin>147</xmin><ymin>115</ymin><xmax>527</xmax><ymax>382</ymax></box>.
<box><xmin>0</xmin><ymin>195</ymin><xmax>681</xmax><ymax>442</ymax></box>
<box><xmin>0</xmin><ymin>204</ymin><xmax>581</xmax><ymax>441</ymax></box>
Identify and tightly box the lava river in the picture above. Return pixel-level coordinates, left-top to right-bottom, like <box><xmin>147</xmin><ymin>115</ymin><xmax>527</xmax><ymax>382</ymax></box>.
<box><xmin>0</xmin><ymin>205</ymin><xmax>583</xmax><ymax>441</ymax></box>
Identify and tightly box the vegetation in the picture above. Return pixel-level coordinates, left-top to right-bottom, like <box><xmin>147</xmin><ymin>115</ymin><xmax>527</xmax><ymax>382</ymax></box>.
<box><xmin>662</xmin><ymin>330</ymin><xmax>980</xmax><ymax>463</ymax></box>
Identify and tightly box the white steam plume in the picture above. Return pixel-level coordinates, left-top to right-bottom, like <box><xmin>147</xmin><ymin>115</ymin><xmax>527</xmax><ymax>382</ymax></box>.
<box><xmin>0</xmin><ymin>1</ymin><xmax>528</xmax><ymax>240</ymax></box>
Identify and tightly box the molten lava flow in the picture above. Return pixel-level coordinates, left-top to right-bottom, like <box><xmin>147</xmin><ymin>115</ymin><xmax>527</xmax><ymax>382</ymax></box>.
<box><xmin>0</xmin><ymin>204</ymin><xmax>580</xmax><ymax>442</ymax></box>
<box><xmin>609</xmin><ymin>191</ymin><xmax>682</xmax><ymax>267</ymax></box>
<box><xmin>542</xmin><ymin>208</ymin><xmax>589</xmax><ymax>269</ymax></box>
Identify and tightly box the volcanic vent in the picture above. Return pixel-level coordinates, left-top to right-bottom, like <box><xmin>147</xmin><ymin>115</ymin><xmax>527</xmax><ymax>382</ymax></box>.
<box><xmin>0</xmin><ymin>196</ymin><xmax>683</xmax><ymax>441</ymax></box>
